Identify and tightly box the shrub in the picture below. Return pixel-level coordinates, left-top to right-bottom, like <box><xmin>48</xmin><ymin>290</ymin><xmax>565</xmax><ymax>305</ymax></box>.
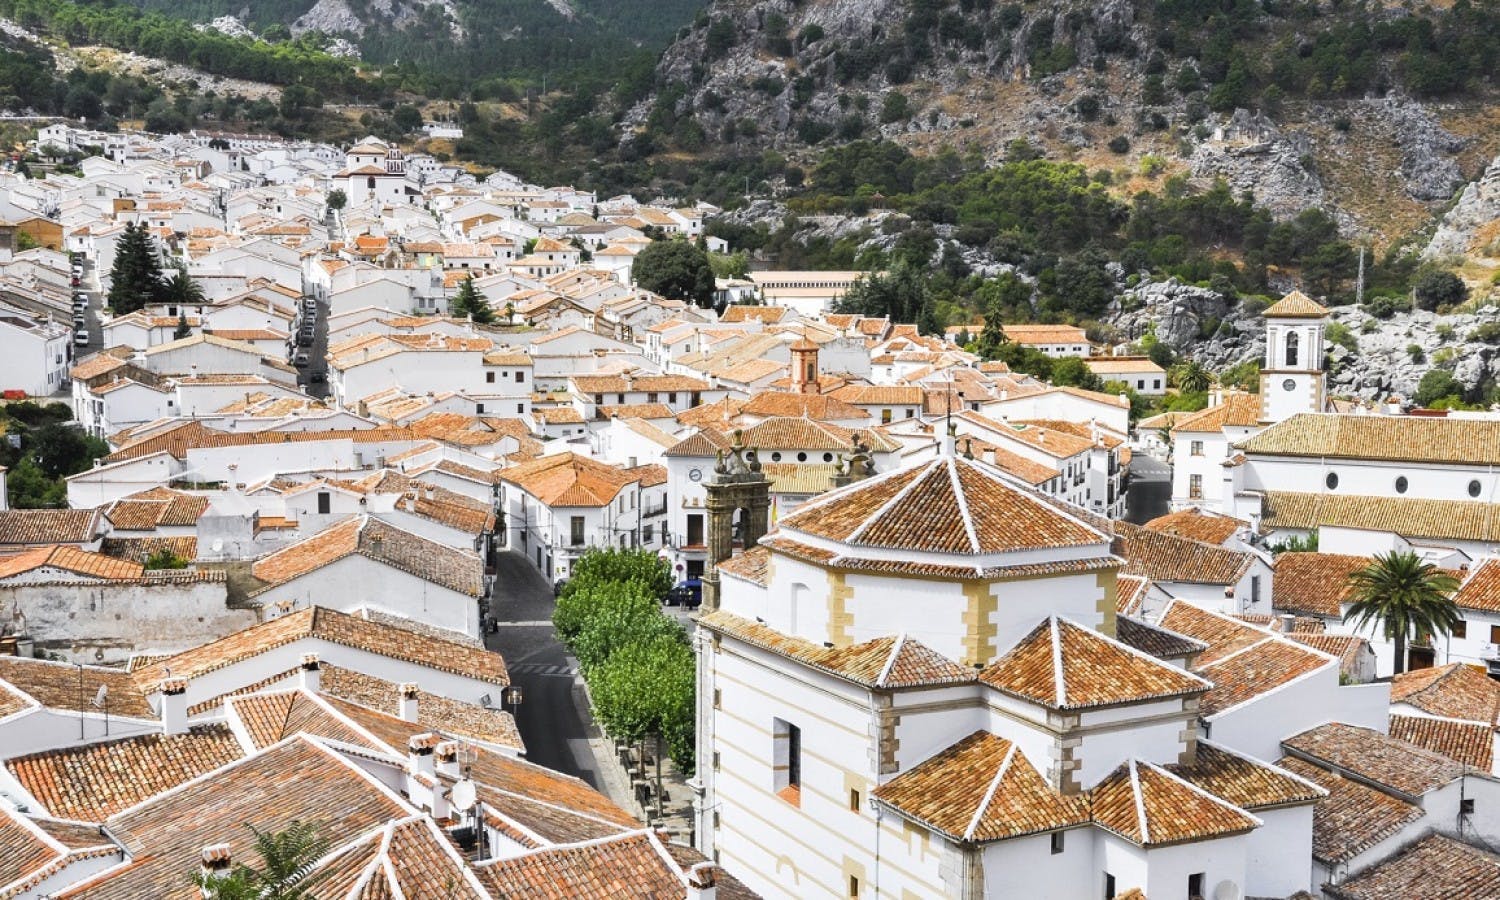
<box><xmin>1107</xmin><ymin>135</ymin><xmax>1130</xmax><ymax>154</ymax></box>
<box><xmin>1413</xmin><ymin>270</ymin><xmax>1468</xmax><ymax>312</ymax></box>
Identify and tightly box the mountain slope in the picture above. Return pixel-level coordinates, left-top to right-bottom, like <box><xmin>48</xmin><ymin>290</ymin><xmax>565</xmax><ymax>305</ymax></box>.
<box><xmin>627</xmin><ymin>0</ymin><xmax>1500</xmax><ymax>240</ymax></box>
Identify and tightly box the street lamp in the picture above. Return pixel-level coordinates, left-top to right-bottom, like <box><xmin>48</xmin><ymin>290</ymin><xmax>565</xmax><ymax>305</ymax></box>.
<box><xmin>503</xmin><ymin>685</ymin><xmax>523</xmax><ymax>717</ymax></box>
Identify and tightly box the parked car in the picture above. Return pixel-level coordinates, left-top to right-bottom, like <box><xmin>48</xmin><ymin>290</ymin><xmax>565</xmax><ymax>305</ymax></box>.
<box><xmin>297</xmin><ymin>329</ymin><xmax>315</xmax><ymax>347</ymax></box>
<box><xmin>293</xmin><ymin>351</ymin><xmax>310</xmax><ymax>367</ymax></box>
<box><xmin>73</xmin><ymin>331</ymin><xmax>89</xmax><ymax>346</ymax></box>
<box><xmin>665</xmin><ymin>578</ymin><xmax>702</xmax><ymax>608</ymax></box>
<box><xmin>309</xmin><ymin>371</ymin><xmax>326</xmax><ymax>384</ymax></box>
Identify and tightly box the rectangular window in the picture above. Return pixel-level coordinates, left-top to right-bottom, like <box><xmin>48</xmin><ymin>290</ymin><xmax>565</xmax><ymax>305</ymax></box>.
<box><xmin>317</xmin><ymin>492</ymin><xmax>331</xmax><ymax>514</ymax></box>
<box><xmin>687</xmin><ymin>514</ymin><xmax>704</xmax><ymax>546</ymax></box>
<box><xmin>570</xmin><ymin>516</ymin><xmax>585</xmax><ymax>546</ymax></box>
<box><xmin>773</xmin><ymin>717</ymin><xmax>801</xmax><ymax>805</ymax></box>
<box><xmin>668</xmin><ymin>393</ymin><xmax>676</xmax><ymax>404</ymax></box>
<box><xmin>476</xmin><ymin>404</ymin><xmax>485</xmax><ymax>414</ymax></box>
<box><xmin>1454</xmin><ymin>620</ymin><xmax>1467</xmax><ymax>639</ymax></box>
<box><xmin>1051</xmin><ymin>832</ymin><xmax>1065</xmax><ymax>855</ymax></box>
<box><xmin>1189</xmin><ymin>474</ymin><xmax>1203</xmax><ymax>499</ymax></box>
<box><xmin>1490</xmin><ymin>624</ymin><xmax>1500</xmax><ymax>645</ymax></box>
<box><xmin>848</xmin><ymin>875</ymin><xmax>859</xmax><ymax>898</ymax></box>
<box><xmin>1191</xmin><ymin>440</ymin><xmax>1204</xmax><ymax>456</ymax></box>
<box><xmin>517</xmin><ymin>404</ymin><xmax>524</xmax><ymax>414</ymax></box>
<box><xmin>1188</xmin><ymin>873</ymin><xmax>1205</xmax><ymax>898</ymax></box>
<box><xmin>642</xmin><ymin>523</ymin><xmax>653</xmax><ymax>543</ymax></box>
<box><xmin>849</xmin><ymin>788</ymin><xmax>862</xmax><ymax>812</ymax></box>
<box><xmin>1104</xmin><ymin>874</ymin><xmax>1116</xmax><ymax>900</ymax></box>
<box><xmin>486</xmin><ymin>371</ymin><xmax>495</xmax><ymax>383</ymax></box>
<box><xmin>1251</xmin><ymin>575</ymin><xmax>1261</xmax><ymax>607</ymax></box>
<box><xmin>648</xmin><ymin>392</ymin><xmax>658</xmax><ymax>403</ymax></box>
<box><xmin>516</xmin><ymin>371</ymin><xmax>525</xmax><ymax>383</ymax></box>
<box><xmin>881</xmin><ymin>409</ymin><xmax>892</xmax><ymax>424</ymax></box>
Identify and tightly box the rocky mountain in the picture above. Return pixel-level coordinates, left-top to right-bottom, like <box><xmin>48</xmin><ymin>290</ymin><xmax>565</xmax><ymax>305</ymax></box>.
<box><xmin>627</xmin><ymin>0</ymin><xmax>1500</xmax><ymax>243</ymax></box>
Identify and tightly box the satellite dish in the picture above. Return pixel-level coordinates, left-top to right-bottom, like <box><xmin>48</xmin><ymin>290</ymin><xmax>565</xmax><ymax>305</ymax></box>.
<box><xmin>451</xmin><ymin>779</ymin><xmax>477</xmax><ymax>812</ymax></box>
<box><xmin>1214</xmin><ymin>880</ymin><xmax>1240</xmax><ymax>900</ymax></box>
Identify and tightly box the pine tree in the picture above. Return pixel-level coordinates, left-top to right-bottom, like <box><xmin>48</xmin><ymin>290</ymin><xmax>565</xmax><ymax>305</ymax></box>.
<box><xmin>107</xmin><ymin>223</ymin><xmax>166</xmax><ymax>314</ymax></box>
<box><xmin>449</xmin><ymin>275</ymin><xmax>494</xmax><ymax>324</ymax></box>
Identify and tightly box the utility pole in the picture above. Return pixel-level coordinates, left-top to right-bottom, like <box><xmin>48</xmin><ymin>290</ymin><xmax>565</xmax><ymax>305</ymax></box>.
<box><xmin>1355</xmin><ymin>244</ymin><xmax>1366</xmax><ymax>306</ymax></box>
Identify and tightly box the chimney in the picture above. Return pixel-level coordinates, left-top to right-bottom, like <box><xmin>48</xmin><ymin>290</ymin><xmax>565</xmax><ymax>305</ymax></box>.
<box><xmin>199</xmin><ymin>844</ymin><xmax>232</xmax><ymax>895</ymax></box>
<box><xmin>1279</xmin><ymin>613</ymin><xmax>1296</xmax><ymax>634</ymax></box>
<box><xmin>399</xmin><ymin>682</ymin><xmax>419</xmax><ymax>722</ymax></box>
<box><xmin>435</xmin><ymin>740</ymin><xmax>462</xmax><ymax>778</ymax></box>
<box><xmin>160</xmin><ymin>676</ymin><xmax>189</xmax><ymax>735</ymax></box>
<box><xmin>299</xmin><ymin>652</ymin><xmax>321</xmax><ymax>692</ymax></box>
<box><xmin>686</xmin><ymin>862</ymin><xmax>717</xmax><ymax>900</ymax></box>
<box><xmin>408</xmin><ymin>732</ymin><xmax>440</xmax><ymax>777</ymax></box>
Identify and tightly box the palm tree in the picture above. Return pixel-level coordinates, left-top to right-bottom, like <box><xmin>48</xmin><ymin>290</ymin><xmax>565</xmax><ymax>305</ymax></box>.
<box><xmin>1343</xmin><ymin>550</ymin><xmax>1461</xmax><ymax>675</ymax></box>
<box><xmin>161</xmin><ymin>267</ymin><xmax>206</xmax><ymax>306</ymax></box>
<box><xmin>192</xmin><ymin>820</ymin><xmax>330</xmax><ymax>900</ymax></box>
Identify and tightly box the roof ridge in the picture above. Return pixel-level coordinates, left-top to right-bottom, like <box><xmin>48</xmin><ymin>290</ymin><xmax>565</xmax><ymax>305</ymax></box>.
<box><xmin>847</xmin><ymin>460</ymin><xmax>938</xmax><ymax>545</ymax></box>
<box><xmin>964</xmin><ymin>740</ymin><xmax>1017</xmax><ymax>842</ymax></box>
<box><xmin>875</xmin><ymin>634</ymin><xmax>906</xmax><ymax>688</ymax></box>
<box><xmin>1128</xmin><ymin>760</ymin><xmax>1150</xmax><ymax>845</ymax></box>
<box><xmin>946</xmin><ymin>458</ymin><xmax>981</xmax><ymax>554</ymax></box>
<box><xmin>1050</xmin><ymin>617</ymin><xmax>1067</xmax><ymax>708</ymax></box>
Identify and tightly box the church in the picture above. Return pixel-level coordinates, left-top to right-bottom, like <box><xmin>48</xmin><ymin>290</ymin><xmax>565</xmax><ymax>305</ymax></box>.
<box><xmin>687</xmin><ymin>431</ymin><xmax>1438</xmax><ymax>900</ymax></box>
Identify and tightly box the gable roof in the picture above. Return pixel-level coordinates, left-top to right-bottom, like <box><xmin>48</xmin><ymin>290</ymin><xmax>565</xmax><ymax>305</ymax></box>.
<box><xmin>472</xmin><ymin>830</ymin><xmax>751</xmax><ymax>900</ymax></box>
<box><xmin>0</xmin><ymin>545</ymin><xmax>144</xmax><ymax>581</ymax></box>
<box><xmin>498</xmin><ymin>453</ymin><xmax>635</xmax><ymax>508</ymax></box>
<box><xmin>1260</xmin><ymin>490</ymin><xmax>1500</xmax><ymax>545</ymax></box>
<box><xmin>249</xmin><ymin>516</ymin><xmax>483</xmax><ymax>597</ymax></box>
<box><xmin>1323</xmin><ymin>833</ymin><xmax>1500</xmax><ymax>900</ymax></box>
<box><xmin>1388</xmin><ymin>714</ymin><xmax>1494</xmax><ymax>771</ymax></box>
<box><xmin>1239</xmin><ymin>413</ymin><xmax>1500</xmax><ymax>466</ymax></box>
<box><xmin>1273</xmin><ymin>552</ymin><xmax>1369</xmax><ymax>617</ymax></box>
<box><xmin>1165</xmin><ymin>741</ymin><xmax>1326</xmax><ymax>812</ymax></box>
<box><xmin>1262</xmin><ymin>289</ymin><xmax>1329</xmax><ymax>319</ymax></box>
<box><xmin>1274</xmin><ymin>755</ymin><xmax>1424</xmax><ymax>866</ymax></box>
<box><xmin>1142</xmin><ymin>508</ymin><xmax>1244</xmax><ymax>545</ymax></box>
<box><xmin>872</xmin><ymin>731</ymin><xmax>1089</xmax><ymax>842</ymax></box>
<box><xmin>1169</xmin><ymin>393</ymin><xmax>1263</xmax><ymax>434</ymax></box>
<box><xmin>1282</xmin><ymin>722</ymin><xmax>1467</xmax><ymax>799</ymax></box>
<box><xmin>0</xmin><ymin>656</ymin><xmax>153</xmax><ymax>718</ymax></box>
<box><xmin>1113</xmin><ymin>522</ymin><xmax>1255</xmax><ymax>586</ymax></box>
<box><xmin>0</xmin><ymin>509</ymin><xmax>102</xmax><ymax>546</ymax></box>
<box><xmin>1089</xmin><ymin>758</ymin><xmax>1259</xmax><ymax>847</ymax></box>
<box><xmin>979</xmin><ymin>617</ymin><xmax>1208</xmax><ymax>711</ymax></box>
<box><xmin>1390</xmin><ymin>662</ymin><xmax>1500</xmax><ymax>725</ymax></box>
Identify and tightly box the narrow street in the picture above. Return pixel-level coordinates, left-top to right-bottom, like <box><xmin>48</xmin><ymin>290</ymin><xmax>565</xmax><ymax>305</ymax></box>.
<box><xmin>483</xmin><ymin>550</ymin><xmax>601</xmax><ymax>787</ymax></box>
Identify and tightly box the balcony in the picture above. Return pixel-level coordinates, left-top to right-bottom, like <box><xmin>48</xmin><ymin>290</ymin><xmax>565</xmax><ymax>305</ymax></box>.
<box><xmin>1481</xmin><ymin>643</ymin><xmax>1500</xmax><ymax>662</ymax></box>
<box><xmin>642</xmin><ymin>503</ymin><xmax>668</xmax><ymax>519</ymax></box>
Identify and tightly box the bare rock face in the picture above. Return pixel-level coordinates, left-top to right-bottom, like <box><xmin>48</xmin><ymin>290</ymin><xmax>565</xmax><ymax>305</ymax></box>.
<box><xmin>1190</xmin><ymin>111</ymin><xmax>1327</xmax><ymax>220</ymax></box>
<box><xmin>293</xmin><ymin>0</ymin><xmax>367</xmax><ymax>36</ymax></box>
<box><xmin>1373</xmin><ymin>96</ymin><xmax>1466</xmax><ymax>202</ymax></box>
<box><xmin>1425</xmin><ymin>154</ymin><xmax>1500</xmax><ymax>259</ymax></box>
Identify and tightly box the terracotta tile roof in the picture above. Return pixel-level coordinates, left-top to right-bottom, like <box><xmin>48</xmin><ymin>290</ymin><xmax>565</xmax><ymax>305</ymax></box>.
<box><xmin>1166</xmin><ymin>741</ymin><xmax>1326</xmax><ymax>811</ymax></box>
<box><xmin>759</xmin><ymin>533</ymin><xmax>1119</xmax><ymax>582</ymax></box>
<box><xmin>473</xmin><ymin>830</ymin><xmax>714</xmax><ymax>899</ymax></box>
<box><xmin>1274</xmin><ymin>754</ymin><xmax>1423</xmax><ymax>865</ymax></box>
<box><xmin>1270</xmin><ymin>552</ymin><xmax>1369</xmax><ymax>617</ymax></box>
<box><xmin>311</xmin><ymin>815</ymin><xmax>486</xmax><ymax>900</ymax></box>
<box><xmin>699</xmin><ymin>610</ymin><xmax>975</xmax><ymax>689</ymax></box>
<box><xmin>980</xmin><ymin>617</ymin><xmax>1208</xmax><ymax>710</ymax></box>
<box><xmin>1241</xmin><ymin>412</ymin><xmax>1500</xmax><ymax>466</ymax></box>
<box><xmin>135</xmin><ymin>606</ymin><xmax>508</xmax><ymax>688</ymax></box>
<box><xmin>99</xmin><ymin>535</ymin><xmax>199</xmax><ymax>563</ymax></box>
<box><xmin>65</xmin><ymin>737</ymin><xmax>412</xmax><ymax>900</ymax></box>
<box><xmin>226</xmin><ymin>691</ymin><xmax>382</xmax><ymax>752</ymax></box>
<box><xmin>1193</xmin><ymin>630</ymin><xmax>1333</xmax><ymax>717</ymax></box>
<box><xmin>499</xmin><ymin>453</ymin><xmax>635</xmax><ymax>507</ymax></box>
<box><xmin>675</xmin><ymin>397</ymin><xmax>748</xmax><ymax>428</ymax></box>
<box><xmin>1142</xmin><ymin>508</ymin><xmax>1245</xmax><ymax>545</ymax></box>
<box><xmin>102</xmin><ymin>487</ymin><xmax>210</xmax><ymax>530</ymax></box>
<box><xmin>1262</xmin><ymin>289</ymin><xmax>1330</xmax><ymax>318</ymax></box>
<box><xmin>1089</xmin><ymin>759</ymin><xmax>1259</xmax><ymax>847</ymax></box>
<box><xmin>0</xmin><ymin>657</ymin><xmax>153</xmax><ymax>717</ymax></box>
<box><xmin>1455</xmin><ymin>558</ymin><xmax>1500</xmax><ymax>613</ymax></box>
<box><xmin>1113</xmin><ymin>523</ymin><xmax>1254</xmax><ymax>586</ymax></box>
<box><xmin>1157</xmin><ymin>601</ymin><xmax>1270</xmax><ymax>667</ymax></box>
<box><xmin>1114</xmin><ymin>615</ymin><xmax>1207</xmax><ymax>661</ymax></box>
<box><xmin>1116</xmin><ymin>574</ymin><xmax>1151</xmax><ymax>615</ymax></box>
<box><xmin>1170</xmin><ymin>392</ymin><xmax>1262</xmax><ymax>434</ymax></box>
<box><xmin>0</xmin><ymin>807</ymin><xmax>78</xmax><ymax>893</ymax></box>
<box><xmin>828</xmin><ymin>384</ymin><xmax>924</xmax><ymax>406</ymax></box>
<box><xmin>0</xmin><ymin>544</ymin><xmax>146</xmax><ymax>581</ymax></box>
<box><xmin>968</xmin><ymin>441</ymin><xmax>1059</xmax><ymax>485</ymax></box>
<box><xmin>571</xmin><ymin>373</ymin><xmax>709</xmax><ymax>394</ymax></box>
<box><xmin>1283</xmin><ymin>722</ymin><xmax>1466</xmax><ymax>798</ymax></box>
<box><xmin>0</xmin><ymin>510</ymin><xmax>102</xmax><ymax>546</ymax></box>
<box><xmin>874</xmin><ymin>731</ymin><xmax>1088</xmax><ymax>842</ymax></box>
<box><xmin>104</xmin><ymin>421</ymin><xmax>420</xmax><ymax>463</ymax></box>
<box><xmin>1324</xmin><ymin>832</ymin><xmax>1500</xmax><ymax>899</ymax></box>
<box><xmin>1388</xmin><ymin>714</ymin><xmax>1494</xmax><ymax>771</ymax></box>
<box><xmin>736</xmin><ymin>417</ymin><xmax>899</xmax><ymax>453</ymax></box>
<box><xmin>740</xmin><ymin>391</ymin><xmax>866</xmax><ymax>421</ymax></box>
<box><xmin>597</xmin><ymin>402</ymin><xmax>675</xmax><ymax>420</ymax></box>
<box><xmin>715</xmin><ymin>546</ymin><xmax>771</xmax><ymax>586</ymax></box>
<box><xmin>1262</xmin><ymin>490</ymin><xmax>1500</xmax><ymax>544</ymax></box>
<box><xmin>462</xmin><ymin>743</ymin><xmax>640</xmax><ymax>843</ymax></box>
<box><xmin>963</xmin><ymin>415</ymin><xmax>1094</xmax><ymax>458</ymax></box>
<box><xmin>1390</xmin><ymin>663</ymin><xmax>1500</xmax><ymax>724</ymax></box>
<box><xmin>996</xmin><ymin>323</ymin><xmax>1088</xmax><ymax>344</ymax></box>
<box><xmin>780</xmin><ymin>457</ymin><xmax>1108</xmax><ymax>556</ymax></box>
<box><xmin>68</xmin><ymin>352</ymin><xmax>131</xmax><ymax>382</ymax></box>
<box><xmin>318</xmin><ymin>665</ymin><xmax>523</xmax><ymax>752</ymax></box>
<box><xmin>1287</xmin><ymin>633</ymin><xmax>1370</xmax><ymax>677</ymax></box>
<box><xmin>250</xmin><ymin>516</ymin><xmax>483</xmax><ymax>598</ymax></box>
<box><xmin>6</xmin><ymin>726</ymin><xmax>245</xmax><ymax>821</ymax></box>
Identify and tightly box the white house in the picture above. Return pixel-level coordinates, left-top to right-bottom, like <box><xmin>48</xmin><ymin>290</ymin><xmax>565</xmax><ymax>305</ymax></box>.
<box><xmin>0</xmin><ymin>312</ymin><xmax>70</xmax><ymax>397</ymax></box>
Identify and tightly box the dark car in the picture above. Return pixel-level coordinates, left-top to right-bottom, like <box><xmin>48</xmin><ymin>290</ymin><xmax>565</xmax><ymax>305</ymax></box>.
<box><xmin>665</xmin><ymin>578</ymin><xmax>702</xmax><ymax>608</ymax></box>
<box><xmin>308</xmin><ymin>371</ymin><xmax>326</xmax><ymax>384</ymax></box>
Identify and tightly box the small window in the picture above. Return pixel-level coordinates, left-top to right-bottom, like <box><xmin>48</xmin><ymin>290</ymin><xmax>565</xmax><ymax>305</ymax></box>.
<box><xmin>1189</xmin><ymin>474</ymin><xmax>1203</xmax><ymax>499</ymax></box>
<box><xmin>486</xmin><ymin>371</ymin><xmax>495</xmax><ymax>383</ymax></box>
<box><xmin>1453</xmin><ymin>620</ymin><xmax>1467</xmax><ymax>639</ymax></box>
<box><xmin>771</xmin><ymin>452</ymin><xmax>782</xmax><ymax>462</ymax></box>
<box><xmin>570</xmin><ymin>516</ymin><xmax>585</xmax><ymax>546</ymax></box>
<box><xmin>1395</xmin><ymin>476</ymin><xmax>1409</xmax><ymax>494</ymax></box>
<box><xmin>797</xmin><ymin>452</ymin><xmax>808</xmax><ymax>462</ymax></box>
<box><xmin>1190</xmin><ymin>440</ymin><xmax>1204</xmax><ymax>457</ymax></box>
<box><xmin>1188</xmin><ymin>872</ymin><xmax>1205</xmax><ymax>898</ymax></box>
<box><xmin>1326</xmin><ymin>472</ymin><xmax>1339</xmax><ymax>490</ymax></box>
<box><xmin>1104</xmin><ymin>874</ymin><xmax>1116</xmax><ymax>900</ymax></box>
<box><xmin>1463</xmin><ymin>797</ymin><xmax>1476</xmax><ymax>815</ymax></box>
<box><xmin>848</xmin><ymin>875</ymin><xmax>859</xmax><ymax>898</ymax></box>
<box><xmin>849</xmin><ymin>788</ymin><xmax>861</xmax><ymax>812</ymax></box>
<box><xmin>317</xmin><ymin>492</ymin><xmax>331</xmax><ymax>514</ymax></box>
<box><xmin>773</xmin><ymin>718</ymin><xmax>801</xmax><ymax>804</ymax></box>
<box><xmin>517</xmin><ymin>403</ymin><xmax>524</xmax><ymax>414</ymax></box>
<box><xmin>1490</xmin><ymin>624</ymin><xmax>1500</xmax><ymax>645</ymax></box>
<box><xmin>1050</xmin><ymin>832</ymin><xmax>1065</xmax><ymax>855</ymax></box>
<box><xmin>476</xmin><ymin>403</ymin><xmax>485</xmax><ymax>414</ymax></box>
<box><xmin>823</xmin><ymin>453</ymin><xmax>834</xmax><ymax>462</ymax></box>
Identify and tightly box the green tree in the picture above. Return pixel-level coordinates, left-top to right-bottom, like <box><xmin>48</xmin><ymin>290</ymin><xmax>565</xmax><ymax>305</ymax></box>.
<box><xmin>589</xmin><ymin>634</ymin><xmax>696</xmax><ymax>774</ymax></box>
<box><xmin>107</xmin><ymin>222</ymin><xmax>166</xmax><ymax>314</ymax></box>
<box><xmin>29</xmin><ymin>424</ymin><xmax>106</xmax><ymax>479</ymax></box>
<box><xmin>1343</xmin><ymin>551</ymin><xmax>1461</xmax><ymax>675</ymax></box>
<box><xmin>174</xmin><ymin>310</ymin><xmax>192</xmax><ymax>340</ymax></box>
<box><xmin>1049</xmin><ymin>356</ymin><xmax>1102</xmax><ymax>391</ymax></box>
<box><xmin>161</xmin><ymin>268</ymin><xmax>205</xmax><ymax>307</ymax></box>
<box><xmin>708</xmin><ymin>251</ymin><xmax>750</xmax><ymax>279</ymax></box>
<box><xmin>190</xmin><ymin>821</ymin><xmax>330</xmax><ymax>900</ymax></box>
<box><xmin>572</xmin><ymin>588</ymin><xmax>685</xmax><ymax>675</ymax></box>
<box><xmin>1414</xmin><ymin>369</ymin><xmax>1464</xmax><ymax>408</ymax></box>
<box><xmin>449</xmin><ymin>276</ymin><xmax>494</xmax><ymax>324</ymax></box>
<box><xmin>631</xmin><ymin>240</ymin><xmax>716</xmax><ymax>308</ymax></box>
<box><xmin>144</xmin><ymin>548</ymin><xmax>190</xmax><ymax>569</ymax></box>
<box><xmin>834</xmin><ymin>262</ymin><xmax>929</xmax><ymax>323</ymax></box>
<box><xmin>5</xmin><ymin>456</ymin><xmax>65</xmax><ymax>508</ymax></box>
<box><xmin>326</xmin><ymin>189</ymin><xmax>346</xmax><ymax>211</ymax></box>
<box><xmin>1413</xmin><ymin>270</ymin><xmax>1468</xmax><ymax>312</ymax></box>
<box><xmin>391</xmin><ymin>105</ymin><xmax>423</xmax><ymax>134</ymax></box>
<box><xmin>1170</xmin><ymin>360</ymin><xmax>1210</xmax><ymax>394</ymax></box>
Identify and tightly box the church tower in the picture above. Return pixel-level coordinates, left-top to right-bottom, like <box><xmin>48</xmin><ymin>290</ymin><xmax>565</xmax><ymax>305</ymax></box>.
<box><xmin>1258</xmin><ymin>290</ymin><xmax>1329</xmax><ymax>423</ymax></box>
<box><xmin>699</xmin><ymin>431</ymin><xmax>771</xmax><ymax>612</ymax></box>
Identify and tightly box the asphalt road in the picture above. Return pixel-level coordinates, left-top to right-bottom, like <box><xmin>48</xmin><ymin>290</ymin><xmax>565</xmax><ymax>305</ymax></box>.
<box><xmin>1125</xmin><ymin>454</ymin><xmax>1172</xmax><ymax>524</ymax></box>
<box><xmin>484</xmin><ymin>550</ymin><xmax>602</xmax><ymax>787</ymax></box>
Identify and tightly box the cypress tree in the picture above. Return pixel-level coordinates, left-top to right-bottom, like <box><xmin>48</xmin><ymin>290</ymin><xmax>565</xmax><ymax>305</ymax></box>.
<box><xmin>450</xmin><ymin>275</ymin><xmax>494</xmax><ymax>324</ymax></box>
<box><xmin>107</xmin><ymin>223</ymin><xmax>167</xmax><ymax>314</ymax></box>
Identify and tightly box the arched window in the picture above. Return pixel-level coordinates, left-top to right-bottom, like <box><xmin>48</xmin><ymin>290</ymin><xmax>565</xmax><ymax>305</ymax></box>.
<box><xmin>1285</xmin><ymin>331</ymin><xmax>1300</xmax><ymax>368</ymax></box>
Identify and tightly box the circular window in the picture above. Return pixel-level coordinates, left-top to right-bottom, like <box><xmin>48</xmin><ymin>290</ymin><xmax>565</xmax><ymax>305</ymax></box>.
<box><xmin>823</xmin><ymin>452</ymin><xmax>834</xmax><ymax>462</ymax></box>
<box><xmin>797</xmin><ymin>452</ymin><xmax>808</xmax><ymax>462</ymax></box>
<box><xmin>770</xmin><ymin>452</ymin><xmax>782</xmax><ymax>462</ymax></box>
<box><xmin>1470</xmin><ymin>479</ymin><xmax>1483</xmax><ymax>498</ymax></box>
<box><xmin>1326</xmin><ymin>472</ymin><xmax>1339</xmax><ymax>490</ymax></box>
<box><xmin>1282</xmin><ymin>378</ymin><xmax>1297</xmax><ymax>392</ymax></box>
<box><xmin>1395</xmin><ymin>476</ymin><xmax>1408</xmax><ymax>494</ymax></box>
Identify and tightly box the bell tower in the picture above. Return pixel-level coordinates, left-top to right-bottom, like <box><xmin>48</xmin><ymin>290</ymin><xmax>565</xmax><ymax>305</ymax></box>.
<box><xmin>1258</xmin><ymin>290</ymin><xmax>1329</xmax><ymax>423</ymax></box>
<box><xmin>789</xmin><ymin>335</ymin><xmax>820</xmax><ymax>395</ymax></box>
<box><xmin>699</xmin><ymin>431</ymin><xmax>771</xmax><ymax>611</ymax></box>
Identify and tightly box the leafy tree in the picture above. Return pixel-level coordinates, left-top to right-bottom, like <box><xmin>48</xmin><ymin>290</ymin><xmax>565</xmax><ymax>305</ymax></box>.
<box><xmin>589</xmin><ymin>634</ymin><xmax>696</xmax><ymax>773</ymax></box>
<box><xmin>190</xmin><ymin>821</ymin><xmax>330</xmax><ymax>900</ymax></box>
<box><xmin>708</xmin><ymin>251</ymin><xmax>750</xmax><ymax>279</ymax></box>
<box><xmin>161</xmin><ymin>268</ymin><xmax>205</xmax><ymax>307</ymax></box>
<box><xmin>572</xmin><ymin>588</ymin><xmax>684</xmax><ymax>675</ymax></box>
<box><xmin>326</xmin><ymin>189</ymin><xmax>347</xmax><ymax>211</ymax></box>
<box><xmin>5</xmin><ymin>456</ymin><xmax>65</xmax><ymax>508</ymax></box>
<box><xmin>449</xmin><ymin>276</ymin><xmax>494</xmax><ymax>324</ymax></box>
<box><xmin>29</xmin><ymin>424</ymin><xmax>106</xmax><ymax>480</ymax></box>
<box><xmin>1343</xmin><ymin>551</ymin><xmax>1461</xmax><ymax>675</ymax></box>
<box><xmin>631</xmin><ymin>240</ymin><xmax>716</xmax><ymax>308</ymax></box>
<box><xmin>1049</xmin><ymin>356</ymin><xmax>1102</xmax><ymax>391</ymax></box>
<box><xmin>1413</xmin><ymin>270</ymin><xmax>1468</xmax><ymax>312</ymax></box>
<box><xmin>391</xmin><ymin>105</ymin><xmax>423</xmax><ymax>134</ymax></box>
<box><xmin>144</xmin><ymin>548</ymin><xmax>190</xmax><ymax>569</ymax></box>
<box><xmin>107</xmin><ymin>222</ymin><xmax>167</xmax><ymax>314</ymax></box>
<box><xmin>174</xmin><ymin>310</ymin><xmax>192</xmax><ymax>340</ymax></box>
<box><xmin>1170</xmin><ymin>360</ymin><xmax>1210</xmax><ymax>393</ymax></box>
<box><xmin>1414</xmin><ymin>369</ymin><xmax>1464</xmax><ymax>408</ymax></box>
<box><xmin>835</xmin><ymin>262</ymin><xmax>929</xmax><ymax>323</ymax></box>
